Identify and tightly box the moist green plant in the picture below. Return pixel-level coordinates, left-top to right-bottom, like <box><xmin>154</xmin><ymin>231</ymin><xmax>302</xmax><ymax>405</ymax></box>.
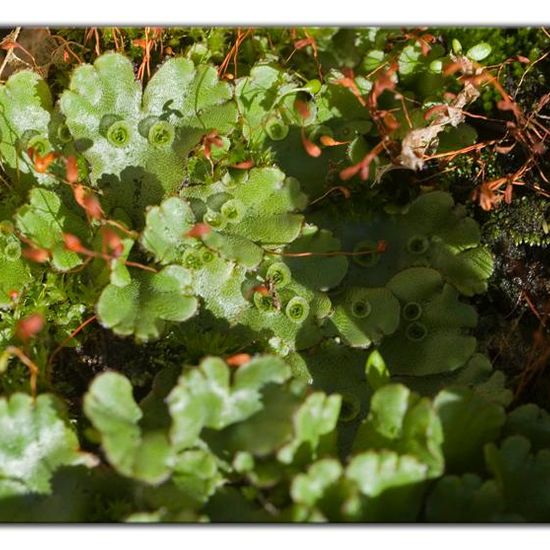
<box><xmin>0</xmin><ymin>393</ymin><xmax>97</xmax><ymax>498</ymax></box>
<box><xmin>0</xmin><ymin>70</ymin><xmax>57</xmax><ymax>188</ymax></box>
<box><xmin>0</xmin><ymin>26</ymin><xmax>548</xmax><ymax>523</ymax></box>
<box><xmin>484</xmin><ymin>195</ymin><xmax>550</xmax><ymax>248</ymax></box>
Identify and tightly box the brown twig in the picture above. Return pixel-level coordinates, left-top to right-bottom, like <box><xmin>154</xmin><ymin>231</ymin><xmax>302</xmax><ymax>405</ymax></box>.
<box><xmin>46</xmin><ymin>315</ymin><xmax>97</xmax><ymax>379</ymax></box>
<box><xmin>3</xmin><ymin>346</ymin><xmax>39</xmax><ymax>398</ymax></box>
<box><xmin>267</xmin><ymin>243</ymin><xmax>387</xmax><ymax>258</ymax></box>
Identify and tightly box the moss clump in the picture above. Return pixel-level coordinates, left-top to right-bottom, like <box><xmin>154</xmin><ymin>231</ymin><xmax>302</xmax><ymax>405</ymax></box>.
<box><xmin>484</xmin><ymin>195</ymin><xmax>550</xmax><ymax>248</ymax></box>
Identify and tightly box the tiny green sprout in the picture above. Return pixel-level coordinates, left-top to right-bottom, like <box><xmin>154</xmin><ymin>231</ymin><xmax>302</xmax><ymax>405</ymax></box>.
<box><xmin>339</xmin><ymin>393</ymin><xmax>361</xmax><ymax>422</ymax></box>
<box><xmin>221</xmin><ymin>199</ymin><xmax>245</xmax><ymax>223</ymax></box>
<box><xmin>353</xmin><ymin>240</ymin><xmax>381</xmax><ymax>267</ymax></box>
<box><xmin>451</xmin><ymin>38</ymin><xmax>463</xmax><ymax>54</ymax></box>
<box><xmin>402</xmin><ymin>302</ymin><xmax>422</xmax><ymax>321</ymax></box>
<box><xmin>285</xmin><ymin>296</ymin><xmax>310</xmax><ymax>323</ymax></box>
<box><xmin>429</xmin><ymin>60</ymin><xmax>443</xmax><ymax>74</ymax></box>
<box><xmin>351</xmin><ymin>298</ymin><xmax>372</xmax><ymax>319</ymax></box>
<box><xmin>466</xmin><ymin>42</ymin><xmax>492</xmax><ymax>62</ymax></box>
<box><xmin>407</xmin><ymin>235</ymin><xmax>430</xmax><ymax>255</ymax></box>
<box><xmin>266</xmin><ymin>262</ymin><xmax>292</xmax><ymax>289</ymax></box>
<box><xmin>304</xmin><ymin>79</ymin><xmax>322</xmax><ymax>95</ymax></box>
<box><xmin>406</xmin><ymin>321</ymin><xmax>428</xmax><ymax>342</ymax></box>
<box><xmin>183</xmin><ymin>248</ymin><xmax>204</xmax><ymax>270</ymax></box>
<box><xmin>266</xmin><ymin>117</ymin><xmax>290</xmax><ymax>141</ymax></box>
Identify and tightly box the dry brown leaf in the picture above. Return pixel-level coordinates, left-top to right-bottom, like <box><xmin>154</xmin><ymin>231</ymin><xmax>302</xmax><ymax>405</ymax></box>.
<box><xmin>397</xmin><ymin>81</ymin><xmax>480</xmax><ymax>170</ymax></box>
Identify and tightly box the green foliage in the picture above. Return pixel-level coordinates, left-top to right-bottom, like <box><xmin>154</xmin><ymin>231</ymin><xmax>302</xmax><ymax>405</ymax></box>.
<box><xmin>60</xmin><ymin>53</ymin><xmax>237</xmax><ymax>219</ymax></box>
<box><xmin>84</xmin><ymin>372</ymin><xmax>174</xmax><ymax>483</ymax></box>
<box><xmin>140</xmin><ymin>197</ymin><xmax>196</xmax><ymax>265</ymax></box>
<box><xmin>331</xmin><ymin>287</ymin><xmax>400</xmax><ymax>348</ymax></box>
<box><xmin>434</xmin><ymin>387</ymin><xmax>505</xmax><ymax>473</ymax></box>
<box><xmin>291</xmin><ymin>458</ymin><xmax>342</xmax><ymax>508</ymax></box>
<box><xmin>96</xmin><ymin>266</ymin><xmax>198</xmax><ymax>342</ymax></box>
<box><xmin>0</xmin><ymin>394</ymin><xmax>96</xmax><ymax>498</ymax></box>
<box><xmin>277</xmin><ymin>392</ymin><xmax>341</xmax><ymax>463</ymax></box>
<box><xmin>485</xmin><ymin>436</ymin><xmax>550</xmax><ymax>522</ymax></box>
<box><xmin>466</xmin><ymin>42</ymin><xmax>492</xmax><ymax>61</ymax></box>
<box><xmin>0</xmin><ymin>223</ymin><xmax>31</xmax><ymax>308</ymax></box>
<box><xmin>484</xmin><ymin>195</ymin><xmax>550</xmax><ymax>248</ymax></box>
<box><xmin>292</xmin><ymin>450</ymin><xmax>433</xmax><ymax>522</ymax></box>
<box><xmin>0</xmin><ymin>70</ymin><xmax>56</xmax><ymax>187</ymax></box>
<box><xmin>364</xmin><ymin>349</ymin><xmax>390</xmax><ymax>391</ymax></box>
<box><xmin>353</xmin><ymin>384</ymin><xmax>444</xmax><ymax>476</ymax></box>
<box><xmin>380</xmin><ymin>268</ymin><xmax>479</xmax><ymax>375</ymax></box>
<box><xmin>425</xmin><ymin>474</ymin><xmax>504</xmax><ymax>522</ymax></box>
<box><xmin>168</xmin><ymin>355</ymin><xmax>290</xmax><ymax>449</ymax></box>
<box><xmin>181</xmin><ymin>167</ymin><xmax>307</xmax><ymax>245</ymax></box>
<box><xmin>283</xmin><ymin>226</ymin><xmax>348</xmax><ymax>291</ymax></box>
<box><xmin>346</xmin><ymin>451</ymin><xmax>429</xmax><ymax>515</ymax></box>
<box><xmin>0</xmin><ymin>26</ymin><xmax>547</xmax><ymax>523</ymax></box>
<box><xmin>504</xmin><ymin>404</ymin><xmax>550</xmax><ymax>451</ymax></box>
<box><xmin>16</xmin><ymin>188</ymin><xmax>87</xmax><ymax>270</ymax></box>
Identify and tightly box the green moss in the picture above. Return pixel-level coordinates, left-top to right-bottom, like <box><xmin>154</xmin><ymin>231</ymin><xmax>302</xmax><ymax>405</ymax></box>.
<box><xmin>484</xmin><ymin>195</ymin><xmax>550</xmax><ymax>248</ymax></box>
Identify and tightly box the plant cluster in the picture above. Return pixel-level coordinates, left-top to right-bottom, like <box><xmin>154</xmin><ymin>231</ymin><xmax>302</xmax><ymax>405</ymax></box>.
<box><xmin>0</xmin><ymin>26</ymin><xmax>549</xmax><ymax>522</ymax></box>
